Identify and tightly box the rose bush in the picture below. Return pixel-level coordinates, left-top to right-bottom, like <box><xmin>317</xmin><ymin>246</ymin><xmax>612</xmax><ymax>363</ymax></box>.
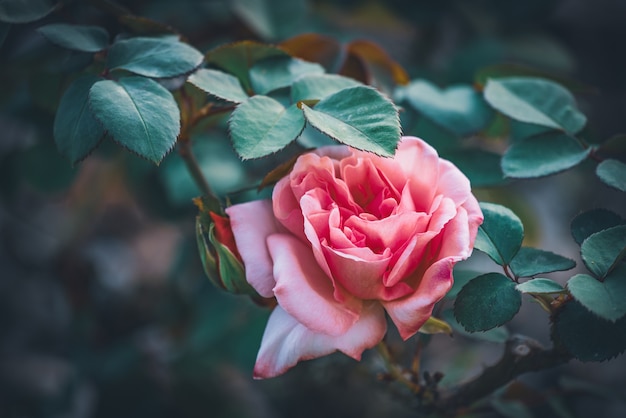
<box><xmin>226</xmin><ymin>136</ymin><xmax>483</xmax><ymax>378</ymax></box>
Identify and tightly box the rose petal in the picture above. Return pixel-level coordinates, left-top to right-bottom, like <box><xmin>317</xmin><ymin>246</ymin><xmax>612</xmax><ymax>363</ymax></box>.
<box><xmin>383</xmin><ymin>257</ymin><xmax>455</xmax><ymax>340</ymax></box>
<box><xmin>268</xmin><ymin>234</ymin><xmax>361</xmax><ymax>336</ymax></box>
<box><xmin>253</xmin><ymin>303</ymin><xmax>387</xmax><ymax>379</ymax></box>
<box><xmin>226</xmin><ymin>200</ymin><xmax>284</xmax><ymax>298</ymax></box>
<box><xmin>436</xmin><ymin>159</ymin><xmax>473</xmax><ymax>207</ymax></box>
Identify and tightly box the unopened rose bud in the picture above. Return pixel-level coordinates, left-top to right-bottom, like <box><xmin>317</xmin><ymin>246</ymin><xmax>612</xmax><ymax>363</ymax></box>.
<box><xmin>194</xmin><ymin>197</ymin><xmax>257</xmax><ymax>296</ymax></box>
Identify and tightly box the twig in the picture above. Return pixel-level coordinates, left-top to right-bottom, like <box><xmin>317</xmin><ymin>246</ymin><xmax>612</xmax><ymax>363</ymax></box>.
<box><xmin>434</xmin><ymin>334</ymin><xmax>571</xmax><ymax>416</ymax></box>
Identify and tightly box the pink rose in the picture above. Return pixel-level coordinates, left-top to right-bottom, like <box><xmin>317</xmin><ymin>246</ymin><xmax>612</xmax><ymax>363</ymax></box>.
<box><xmin>226</xmin><ymin>136</ymin><xmax>483</xmax><ymax>378</ymax></box>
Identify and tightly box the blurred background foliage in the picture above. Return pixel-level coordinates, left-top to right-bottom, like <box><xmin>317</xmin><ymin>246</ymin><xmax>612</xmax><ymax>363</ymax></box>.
<box><xmin>1</xmin><ymin>0</ymin><xmax>625</xmax><ymax>417</ymax></box>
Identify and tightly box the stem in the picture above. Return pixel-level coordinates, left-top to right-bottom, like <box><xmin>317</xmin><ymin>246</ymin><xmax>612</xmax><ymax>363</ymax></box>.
<box><xmin>178</xmin><ymin>137</ymin><xmax>222</xmax><ymax>214</ymax></box>
<box><xmin>434</xmin><ymin>335</ymin><xmax>571</xmax><ymax>415</ymax></box>
<box><xmin>376</xmin><ymin>341</ymin><xmax>422</xmax><ymax>394</ymax></box>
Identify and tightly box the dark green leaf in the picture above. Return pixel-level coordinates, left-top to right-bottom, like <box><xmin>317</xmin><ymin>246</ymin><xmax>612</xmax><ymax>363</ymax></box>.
<box><xmin>571</xmin><ymin>208</ymin><xmax>624</xmax><ymax>245</ymax></box>
<box><xmin>567</xmin><ymin>269</ymin><xmax>626</xmax><ymax>322</ymax></box>
<box><xmin>187</xmin><ymin>68</ymin><xmax>248</xmax><ymax>103</ymax></box>
<box><xmin>443</xmin><ymin>149</ymin><xmax>505</xmax><ymax>187</ymax></box>
<box><xmin>249</xmin><ymin>56</ymin><xmax>324</xmax><ymax>95</ymax></box>
<box><xmin>291</xmin><ymin>74</ymin><xmax>362</xmax><ymax>102</ymax></box>
<box><xmin>553</xmin><ymin>300</ymin><xmax>626</xmax><ymax>362</ymax></box>
<box><xmin>205</xmin><ymin>41</ymin><xmax>288</xmax><ymax>91</ymax></box>
<box><xmin>54</xmin><ymin>75</ymin><xmax>106</xmax><ymax>164</ymax></box>
<box><xmin>596</xmin><ymin>159</ymin><xmax>626</xmax><ymax>192</ymax></box>
<box><xmin>399</xmin><ymin>80</ymin><xmax>493</xmax><ymax>136</ymax></box>
<box><xmin>581</xmin><ymin>225</ymin><xmax>626</xmax><ymax>279</ymax></box>
<box><xmin>502</xmin><ymin>132</ymin><xmax>590</xmax><ymax>178</ymax></box>
<box><xmin>37</xmin><ymin>23</ymin><xmax>109</xmax><ymax>52</ymax></box>
<box><xmin>446</xmin><ymin>269</ymin><xmax>482</xmax><ymax>299</ymax></box>
<box><xmin>509</xmin><ymin>119</ymin><xmax>554</xmax><ymax>142</ymax></box>
<box><xmin>510</xmin><ymin>247</ymin><xmax>575</xmax><ymax>277</ymax></box>
<box><xmin>89</xmin><ymin>76</ymin><xmax>180</xmax><ymax>164</ymax></box>
<box><xmin>232</xmin><ymin>0</ymin><xmax>307</xmax><ymax>40</ymax></box>
<box><xmin>454</xmin><ymin>272</ymin><xmax>521</xmax><ymax>332</ymax></box>
<box><xmin>301</xmin><ymin>86</ymin><xmax>401</xmax><ymax>157</ymax></box>
<box><xmin>516</xmin><ymin>278</ymin><xmax>565</xmax><ymax>294</ymax></box>
<box><xmin>484</xmin><ymin>77</ymin><xmax>586</xmax><ymax>135</ymax></box>
<box><xmin>441</xmin><ymin>309</ymin><xmax>509</xmax><ymax>343</ymax></box>
<box><xmin>107</xmin><ymin>37</ymin><xmax>203</xmax><ymax>78</ymax></box>
<box><xmin>229</xmin><ymin>95</ymin><xmax>305</xmax><ymax>159</ymax></box>
<box><xmin>0</xmin><ymin>0</ymin><xmax>55</xmax><ymax>23</ymax></box>
<box><xmin>474</xmin><ymin>202</ymin><xmax>524</xmax><ymax>265</ymax></box>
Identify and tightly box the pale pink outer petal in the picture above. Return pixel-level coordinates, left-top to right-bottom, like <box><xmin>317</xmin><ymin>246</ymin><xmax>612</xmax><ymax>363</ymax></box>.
<box><xmin>253</xmin><ymin>303</ymin><xmax>387</xmax><ymax>379</ymax></box>
<box><xmin>267</xmin><ymin>234</ymin><xmax>361</xmax><ymax>336</ymax></box>
<box><xmin>383</xmin><ymin>207</ymin><xmax>472</xmax><ymax>340</ymax></box>
<box><xmin>226</xmin><ymin>200</ymin><xmax>284</xmax><ymax>298</ymax></box>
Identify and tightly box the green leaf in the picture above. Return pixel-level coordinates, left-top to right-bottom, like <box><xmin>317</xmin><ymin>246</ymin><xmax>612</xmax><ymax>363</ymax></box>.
<box><xmin>89</xmin><ymin>76</ymin><xmax>180</xmax><ymax>164</ymax></box>
<box><xmin>454</xmin><ymin>272</ymin><xmax>522</xmax><ymax>332</ymax></box>
<box><xmin>596</xmin><ymin>159</ymin><xmax>626</xmax><ymax>192</ymax></box>
<box><xmin>484</xmin><ymin>77</ymin><xmax>587</xmax><ymax>135</ymax></box>
<box><xmin>249</xmin><ymin>56</ymin><xmax>325</xmax><ymax>95</ymax></box>
<box><xmin>187</xmin><ymin>68</ymin><xmax>248</xmax><ymax>103</ymax></box>
<box><xmin>510</xmin><ymin>247</ymin><xmax>575</xmax><ymax>278</ymax></box>
<box><xmin>0</xmin><ymin>0</ymin><xmax>55</xmax><ymax>23</ymax></box>
<box><xmin>553</xmin><ymin>300</ymin><xmax>626</xmax><ymax>362</ymax></box>
<box><xmin>418</xmin><ymin>316</ymin><xmax>452</xmax><ymax>335</ymax></box>
<box><xmin>291</xmin><ymin>74</ymin><xmax>362</xmax><ymax>102</ymax></box>
<box><xmin>502</xmin><ymin>132</ymin><xmax>590</xmax><ymax>178</ymax></box>
<box><xmin>107</xmin><ymin>37</ymin><xmax>203</xmax><ymax>78</ymax></box>
<box><xmin>581</xmin><ymin>225</ymin><xmax>626</xmax><ymax>279</ymax></box>
<box><xmin>571</xmin><ymin>208</ymin><xmax>624</xmax><ymax>245</ymax></box>
<box><xmin>37</xmin><ymin>23</ymin><xmax>109</xmax><ymax>52</ymax></box>
<box><xmin>399</xmin><ymin>80</ymin><xmax>493</xmax><ymax>136</ymax></box>
<box><xmin>301</xmin><ymin>86</ymin><xmax>401</xmax><ymax>157</ymax></box>
<box><xmin>229</xmin><ymin>95</ymin><xmax>305</xmax><ymax>159</ymax></box>
<box><xmin>232</xmin><ymin>0</ymin><xmax>307</xmax><ymax>40</ymax></box>
<box><xmin>443</xmin><ymin>149</ymin><xmax>505</xmax><ymax>187</ymax></box>
<box><xmin>474</xmin><ymin>202</ymin><xmax>524</xmax><ymax>266</ymax></box>
<box><xmin>516</xmin><ymin>278</ymin><xmax>565</xmax><ymax>294</ymax></box>
<box><xmin>567</xmin><ymin>270</ymin><xmax>626</xmax><ymax>322</ymax></box>
<box><xmin>446</xmin><ymin>269</ymin><xmax>482</xmax><ymax>299</ymax></box>
<box><xmin>441</xmin><ymin>309</ymin><xmax>509</xmax><ymax>343</ymax></box>
<box><xmin>205</xmin><ymin>41</ymin><xmax>288</xmax><ymax>92</ymax></box>
<box><xmin>54</xmin><ymin>75</ymin><xmax>106</xmax><ymax>164</ymax></box>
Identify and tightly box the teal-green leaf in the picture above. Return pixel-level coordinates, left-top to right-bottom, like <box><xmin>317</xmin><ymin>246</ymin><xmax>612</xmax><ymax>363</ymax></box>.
<box><xmin>567</xmin><ymin>270</ymin><xmax>626</xmax><ymax>322</ymax></box>
<box><xmin>89</xmin><ymin>77</ymin><xmax>180</xmax><ymax>164</ymax></box>
<box><xmin>301</xmin><ymin>86</ymin><xmax>401</xmax><ymax>157</ymax></box>
<box><xmin>187</xmin><ymin>68</ymin><xmax>248</xmax><ymax>103</ymax></box>
<box><xmin>516</xmin><ymin>278</ymin><xmax>565</xmax><ymax>294</ymax></box>
<box><xmin>107</xmin><ymin>37</ymin><xmax>203</xmax><ymax>78</ymax></box>
<box><xmin>446</xmin><ymin>269</ymin><xmax>482</xmax><ymax>300</ymax></box>
<box><xmin>441</xmin><ymin>309</ymin><xmax>509</xmax><ymax>343</ymax></box>
<box><xmin>454</xmin><ymin>272</ymin><xmax>521</xmax><ymax>332</ymax></box>
<box><xmin>37</xmin><ymin>23</ymin><xmax>109</xmax><ymax>52</ymax></box>
<box><xmin>53</xmin><ymin>75</ymin><xmax>105</xmax><ymax>164</ymax></box>
<box><xmin>474</xmin><ymin>202</ymin><xmax>524</xmax><ymax>266</ymax></box>
<box><xmin>484</xmin><ymin>77</ymin><xmax>587</xmax><ymax>135</ymax></box>
<box><xmin>502</xmin><ymin>132</ymin><xmax>590</xmax><ymax>178</ymax></box>
<box><xmin>596</xmin><ymin>159</ymin><xmax>626</xmax><ymax>192</ymax></box>
<box><xmin>291</xmin><ymin>74</ymin><xmax>362</xmax><ymax>102</ymax></box>
<box><xmin>249</xmin><ymin>56</ymin><xmax>325</xmax><ymax>95</ymax></box>
<box><xmin>510</xmin><ymin>247</ymin><xmax>575</xmax><ymax>278</ymax></box>
<box><xmin>443</xmin><ymin>149</ymin><xmax>505</xmax><ymax>187</ymax></box>
<box><xmin>399</xmin><ymin>80</ymin><xmax>493</xmax><ymax>136</ymax></box>
<box><xmin>571</xmin><ymin>208</ymin><xmax>624</xmax><ymax>245</ymax></box>
<box><xmin>554</xmin><ymin>300</ymin><xmax>626</xmax><ymax>362</ymax></box>
<box><xmin>0</xmin><ymin>0</ymin><xmax>55</xmax><ymax>23</ymax></box>
<box><xmin>581</xmin><ymin>225</ymin><xmax>626</xmax><ymax>279</ymax></box>
<box><xmin>205</xmin><ymin>41</ymin><xmax>288</xmax><ymax>92</ymax></box>
<box><xmin>229</xmin><ymin>95</ymin><xmax>305</xmax><ymax>159</ymax></box>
